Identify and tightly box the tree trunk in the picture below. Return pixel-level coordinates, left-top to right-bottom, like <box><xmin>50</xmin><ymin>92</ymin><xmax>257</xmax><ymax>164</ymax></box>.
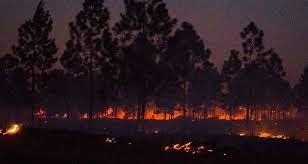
<box><xmin>31</xmin><ymin>65</ymin><xmax>35</xmax><ymax>127</ymax></box>
<box><xmin>203</xmin><ymin>105</ymin><xmax>208</xmax><ymax>120</ymax></box>
<box><xmin>183</xmin><ymin>81</ymin><xmax>187</xmax><ymax>119</ymax></box>
<box><xmin>141</xmin><ymin>97</ymin><xmax>146</xmax><ymax>120</ymax></box>
<box><xmin>246</xmin><ymin>106</ymin><xmax>250</xmax><ymax>124</ymax></box>
<box><xmin>229</xmin><ymin>106</ymin><xmax>233</xmax><ymax>121</ymax></box>
<box><xmin>64</xmin><ymin>96</ymin><xmax>70</xmax><ymax>120</ymax></box>
<box><xmin>89</xmin><ymin>63</ymin><xmax>94</xmax><ymax>121</ymax></box>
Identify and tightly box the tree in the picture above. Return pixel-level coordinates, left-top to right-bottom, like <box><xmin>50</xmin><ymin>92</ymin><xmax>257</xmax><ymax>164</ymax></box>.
<box><xmin>165</xmin><ymin>22</ymin><xmax>211</xmax><ymax>118</ymax></box>
<box><xmin>226</xmin><ymin>22</ymin><xmax>289</xmax><ymax>123</ymax></box>
<box><xmin>45</xmin><ymin>69</ymin><xmax>73</xmax><ymax>115</ymax></box>
<box><xmin>0</xmin><ymin>54</ymin><xmax>19</xmax><ymax>121</ymax></box>
<box><xmin>113</xmin><ymin>0</ymin><xmax>177</xmax><ymax>122</ymax></box>
<box><xmin>61</xmin><ymin>0</ymin><xmax>118</xmax><ymax>120</ymax></box>
<box><xmin>221</xmin><ymin>50</ymin><xmax>242</xmax><ymax>120</ymax></box>
<box><xmin>12</xmin><ymin>0</ymin><xmax>57</xmax><ymax>125</ymax></box>
<box><xmin>239</xmin><ymin>22</ymin><xmax>266</xmax><ymax>122</ymax></box>
<box><xmin>294</xmin><ymin>65</ymin><xmax>308</xmax><ymax>111</ymax></box>
<box><xmin>240</xmin><ymin>21</ymin><xmax>264</xmax><ymax>64</ymax></box>
<box><xmin>189</xmin><ymin>62</ymin><xmax>221</xmax><ymax>120</ymax></box>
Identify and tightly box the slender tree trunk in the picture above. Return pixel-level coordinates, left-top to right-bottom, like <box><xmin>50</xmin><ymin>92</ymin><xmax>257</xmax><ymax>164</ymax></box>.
<box><xmin>64</xmin><ymin>96</ymin><xmax>70</xmax><ymax>120</ymax></box>
<box><xmin>114</xmin><ymin>106</ymin><xmax>117</xmax><ymax>119</ymax></box>
<box><xmin>246</xmin><ymin>106</ymin><xmax>250</xmax><ymax>124</ymax></box>
<box><xmin>141</xmin><ymin>97</ymin><xmax>146</xmax><ymax>120</ymax></box>
<box><xmin>229</xmin><ymin>106</ymin><xmax>233</xmax><ymax>121</ymax></box>
<box><xmin>31</xmin><ymin>65</ymin><xmax>35</xmax><ymax>127</ymax></box>
<box><xmin>89</xmin><ymin>64</ymin><xmax>93</xmax><ymax>121</ymax></box>
<box><xmin>183</xmin><ymin>81</ymin><xmax>187</xmax><ymax>119</ymax></box>
<box><xmin>203</xmin><ymin>104</ymin><xmax>208</xmax><ymax>120</ymax></box>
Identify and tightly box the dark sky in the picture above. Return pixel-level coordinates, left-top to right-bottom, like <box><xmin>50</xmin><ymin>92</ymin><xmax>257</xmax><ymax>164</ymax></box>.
<box><xmin>0</xmin><ymin>0</ymin><xmax>307</xmax><ymax>84</ymax></box>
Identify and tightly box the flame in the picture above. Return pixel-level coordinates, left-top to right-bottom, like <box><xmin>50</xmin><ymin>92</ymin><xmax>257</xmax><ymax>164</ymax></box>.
<box><xmin>34</xmin><ymin>104</ymin><xmax>298</xmax><ymax>122</ymax></box>
<box><xmin>62</xmin><ymin>113</ymin><xmax>68</xmax><ymax>119</ymax></box>
<box><xmin>257</xmin><ymin>132</ymin><xmax>288</xmax><ymax>139</ymax></box>
<box><xmin>81</xmin><ymin>113</ymin><xmax>88</xmax><ymax>120</ymax></box>
<box><xmin>164</xmin><ymin>142</ymin><xmax>207</xmax><ymax>155</ymax></box>
<box><xmin>238</xmin><ymin>131</ymin><xmax>289</xmax><ymax>139</ymax></box>
<box><xmin>3</xmin><ymin>124</ymin><xmax>21</xmax><ymax>135</ymax></box>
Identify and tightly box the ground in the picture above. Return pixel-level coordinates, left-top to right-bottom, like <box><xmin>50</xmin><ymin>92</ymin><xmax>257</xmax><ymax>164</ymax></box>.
<box><xmin>0</xmin><ymin>128</ymin><xmax>307</xmax><ymax>164</ymax></box>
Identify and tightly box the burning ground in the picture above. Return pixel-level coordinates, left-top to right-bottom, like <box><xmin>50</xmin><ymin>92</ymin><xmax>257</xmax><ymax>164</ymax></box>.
<box><xmin>0</xmin><ymin>128</ymin><xmax>307</xmax><ymax>163</ymax></box>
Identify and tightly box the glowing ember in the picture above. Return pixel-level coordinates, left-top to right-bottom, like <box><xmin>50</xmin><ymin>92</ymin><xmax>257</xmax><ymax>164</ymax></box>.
<box><xmin>81</xmin><ymin>113</ymin><xmax>88</xmax><ymax>120</ymax></box>
<box><xmin>3</xmin><ymin>124</ymin><xmax>21</xmax><ymax>135</ymax></box>
<box><xmin>257</xmin><ymin>132</ymin><xmax>289</xmax><ymax>139</ymax></box>
<box><xmin>62</xmin><ymin>113</ymin><xmax>68</xmax><ymax>119</ymax></box>
<box><xmin>238</xmin><ymin>131</ymin><xmax>289</xmax><ymax>139</ymax></box>
<box><xmin>35</xmin><ymin>108</ymin><xmax>46</xmax><ymax>119</ymax></box>
<box><xmin>208</xmin><ymin>149</ymin><xmax>214</xmax><ymax>153</ymax></box>
<box><xmin>105</xmin><ymin>137</ymin><xmax>116</xmax><ymax>144</ymax></box>
<box><xmin>164</xmin><ymin>142</ymin><xmax>207</xmax><ymax>155</ymax></box>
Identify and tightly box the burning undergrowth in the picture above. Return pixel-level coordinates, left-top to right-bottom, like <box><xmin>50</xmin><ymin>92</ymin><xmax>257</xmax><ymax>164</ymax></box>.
<box><xmin>0</xmin><ymin>124</ymin><xmax>22</xmax><ymax>136</ymax></box>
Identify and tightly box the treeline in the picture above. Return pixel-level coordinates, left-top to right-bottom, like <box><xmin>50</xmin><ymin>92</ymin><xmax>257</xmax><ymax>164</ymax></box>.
<box><xmin>0</xmin><ymin>0</ymin><xmax>307</xmax><ymax>124</ymax></box>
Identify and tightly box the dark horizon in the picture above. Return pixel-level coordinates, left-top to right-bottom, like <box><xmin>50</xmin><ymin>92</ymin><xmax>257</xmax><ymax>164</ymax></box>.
<box><xmin>0</xmin><ymin>0</ymin><xmax>307</xmax><ymax>85</ymax></box>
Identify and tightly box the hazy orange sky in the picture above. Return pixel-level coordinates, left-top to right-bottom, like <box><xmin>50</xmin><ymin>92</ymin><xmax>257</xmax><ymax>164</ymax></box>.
<box><xmin>0</xmin><ymin>0</ymin><xmax>307</xmax><ymax>84</ymax></box>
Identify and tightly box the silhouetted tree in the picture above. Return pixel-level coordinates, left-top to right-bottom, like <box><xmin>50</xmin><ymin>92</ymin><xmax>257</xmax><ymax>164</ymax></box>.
<box><xmin>12</xmin><ymin>0</ymin><xmax>57</xmax><ymax>125</ymax></box>
<box><xmin>61</xmin><ymin>0</ymin><xmax>118</xmax><ymax>120</ymax></box>
<box><xmin>241</xmin><ymin>22</ymin><xmax>264</xmax><ymax>64</ymax></box>
<box><xmin>114</xmin><ymin>0</ymin><xmax>177</xmax><ymax>122</ymax></box>
<box><xmin>165</xmin><ymin>22</ymin><xmax>211</xmax><ymax>118</ymax></box>
<box><xmin>221</xmin><ymin>50</ymin><xmax>242</xmax><ymax>120</ymax></box>
<box><xmin>45</xmin><ymin>69</ymin><xmax>73</xmax><ymax>115</ymax></box>
<box><xmin>0</xmin><ymin>54</ymin><xmax>19</xmax><ymax>121</ymax></box>
<box><xmin>227</xmin><ymin>22</ymin><xmax>290</xmax><ymax>123</ymax></box>
<box><xmin>189</xmin><ymin>60</ymin><xmax>221</xmax><ymax>120</ymax></box>
<box><xmin>294</xmin><ymin>65</ymin><xmax>308</xmax><ymax>111</ymax></box>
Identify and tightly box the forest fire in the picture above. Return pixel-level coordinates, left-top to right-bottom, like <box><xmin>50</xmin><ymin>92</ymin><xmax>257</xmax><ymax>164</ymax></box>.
<box><xmin>73</xmin><ymin>106</ymin><xmax>297</xmax><ymax>122</ymax></box>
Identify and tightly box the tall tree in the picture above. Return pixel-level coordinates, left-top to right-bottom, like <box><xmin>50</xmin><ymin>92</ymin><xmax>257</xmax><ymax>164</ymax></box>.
<box><xmin>165</xmin><ymin>22</ymin><xmax>211</xmax><ymax>118</ymax></box>
<box><xmin>240</xmin><ymin>21</ymin><xmax>264</xmax><ymax>64</ymax></box>
<box><xmin>294</xmin><ymin>65</ymin><xmax>308</xmax><ymax>111</ymax></box>
<box><xmin>221</xmin><ymin>50</ymin><xmax>242</xmax><ymax>120</ymax></box>
<box><xmin>232</xmin><ymin>22</ymin><xmax>289</xmax><ymax>123</ymax></box>
<box><xmin>12</xmin><ymin>0</ymin><xmax>57</xmax><ymax>125</ymax></box>
<box><xmin>239</xmin><ymin>22</ymin><xmax>265</xmax><ymax>122</ymax></box>
<box><xmin>45</xmin><ymin>69</ymin><xmax>73</xmax><ymax>115</ymax></box>
<box><xmin>113</xmin><ymin>0</ymin><xmax>177</xmax><ymax>122</ymax></box>
<box><xmin>189</xmin><ymin>62</ymin><xmax>221</xmax><ymax>120</ymax></box>
<box><xmin>61</xmin><ymin>0</ymin><xmax>118</xmax><ymax>120</ymax></box>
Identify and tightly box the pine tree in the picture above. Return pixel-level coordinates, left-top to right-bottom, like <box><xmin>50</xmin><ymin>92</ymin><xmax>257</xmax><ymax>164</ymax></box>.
<box><xmin>61</xmin><ymin>0</ymin><xmax>118</xmax><ymax>121</ymax></box>
<box><xmin>114</xmin><ymin>0</ymin><xmax>177</xmax><ymax>122</ymax></box>
<box><xmin>165</xmin><ymin>22</ymin><xmax>211</xmax><ymax>118</ymax></box>
<box><xmin>294</xmin><ymin>65</ymin><xmax>308</xmax><ymax>110</ymax></box>
<box><xmin>12</xmin><ymin>0</ymin><xmax>57</xmax><ymax>125</ymax></box>
<box><xmin>221</xmin><ymin>50</ymin><xmax>242</xmax><ymax>120</ymax></box>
